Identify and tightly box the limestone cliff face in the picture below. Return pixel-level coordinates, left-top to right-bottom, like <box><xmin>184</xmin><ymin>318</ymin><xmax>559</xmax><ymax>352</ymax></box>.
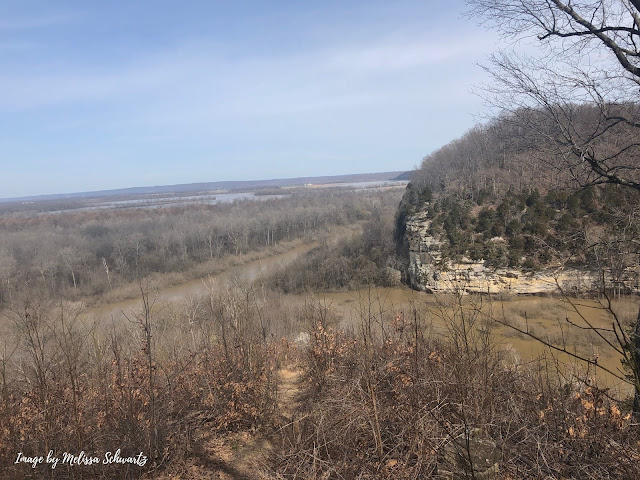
<box><xmin>404</xmin><ymin>211</ymin><xmax>636</xmax><ymax>295</ymax></box>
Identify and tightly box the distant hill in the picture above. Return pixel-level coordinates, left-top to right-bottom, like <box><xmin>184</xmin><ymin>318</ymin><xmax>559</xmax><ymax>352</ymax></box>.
<box><xmin>0</xmin><ymin>171</ymin><xmax>409</xmax><ymax>204</ymax></box>
<box><xmin>392</xmin><ymin>171</ymin><xmax>412</xmax><ymax>181</ymax></box>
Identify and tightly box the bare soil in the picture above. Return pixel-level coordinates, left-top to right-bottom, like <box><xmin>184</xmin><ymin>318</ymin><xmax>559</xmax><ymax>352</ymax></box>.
<box><xmin>149</xmin><ymin>367</ymin><xmax>302</xmax><ymax>480</ymax></box>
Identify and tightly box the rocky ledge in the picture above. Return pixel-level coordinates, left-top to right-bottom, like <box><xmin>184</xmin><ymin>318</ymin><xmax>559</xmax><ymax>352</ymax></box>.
<box><xmin>405</xmin><ymin>211</ymin><xmax>638</xmax><ymax>295</ymax></box>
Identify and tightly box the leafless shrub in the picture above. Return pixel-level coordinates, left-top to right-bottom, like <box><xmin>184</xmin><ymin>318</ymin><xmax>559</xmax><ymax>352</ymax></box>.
<box><xmin>0</xmin><ymin>286</ymin><xmax>281</xmax><ymax>479</ymax></box>
<box><xmin>275</xmin><ymin>295</ymin><xmax>640</xmax><ymax>479</ymax></box>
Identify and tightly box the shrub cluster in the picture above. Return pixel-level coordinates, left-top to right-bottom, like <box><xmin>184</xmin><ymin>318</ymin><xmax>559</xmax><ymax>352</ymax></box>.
<box><xmin>0</xmin><ymin>290</ymin><xmax>280</xmax><ymax>479</ymax></box>
<box><xmin>276</xmin><ymin>306</ymin><xmax>640</xmax><ymax>479</ymax></box>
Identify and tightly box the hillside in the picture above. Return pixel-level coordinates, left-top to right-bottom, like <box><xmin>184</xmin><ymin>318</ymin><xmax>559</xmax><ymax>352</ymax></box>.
<box><xmin>396</xmin><ymin>106</ymin><xmax>640</xmax><ymax>294</ymax></box>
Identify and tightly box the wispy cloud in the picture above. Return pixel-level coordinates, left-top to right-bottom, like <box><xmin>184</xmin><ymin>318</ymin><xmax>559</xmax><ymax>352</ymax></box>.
<box><xmin>0</xmin><ymin>27</ymin><xmax>495</xmax><ymax>114</ymax></box>
<box><xmin>327</xmin><ymin>38</ymin><xmax>476</xmax><ymax>71</ymax></box>
<box><xmin>0</xmin><ymin>55</ymin><xmax>193</xmax><ymax>110</ymax></box>
<box><xmin>0</xmin><ymin>13</ymin><xmax>77</xmax><ymax>31</ymax></box>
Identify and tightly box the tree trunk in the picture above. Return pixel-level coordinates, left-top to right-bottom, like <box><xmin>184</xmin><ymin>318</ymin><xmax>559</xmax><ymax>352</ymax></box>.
<box><xmin>634</xmin><ymin>307</ymin><xmax>640</xmax><ymax>414</ymax></box>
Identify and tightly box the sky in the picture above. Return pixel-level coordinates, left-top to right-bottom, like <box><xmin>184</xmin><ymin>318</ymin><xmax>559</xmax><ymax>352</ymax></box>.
<box><xmin>0</xmin><ymin>0</ymin><xmax>498</xmax><ymax>198</ymax></box>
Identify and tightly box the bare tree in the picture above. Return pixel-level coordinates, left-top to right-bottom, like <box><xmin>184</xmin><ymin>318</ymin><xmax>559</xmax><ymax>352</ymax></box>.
<box><xmin>59</xmin><ymin>246</ymin><xmax>81</xmax><ymax>291</ymax></box>
<box><xmin>469</xmin><ymin>0</ymin><xmax>640</xmax><ymax>189</ymax></box>
<box><xmin>0</xmin><ymin>248</ymin><xmax>16</xmax><ymax>303</ymax></box>
<box><xmin>468</xmin><ymin>0</ymin><xmax>640</xmax><ymax>412</ymax></box>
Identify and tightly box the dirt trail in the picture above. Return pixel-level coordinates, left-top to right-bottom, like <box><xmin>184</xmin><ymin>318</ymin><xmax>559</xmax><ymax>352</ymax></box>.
<box><xmin>277</xmin><ymin>368</ymin><xmax>302</xmax><ymax>421</ymax></box>
<box><xmin>215</xmin><ymin>367</ymin><xmax>302</xmax><ymax>479</ymax></box>
<box><xmin>154</xmin><ymin>366</ymin><xmax>302</xmax><ymax>480</ymax></box>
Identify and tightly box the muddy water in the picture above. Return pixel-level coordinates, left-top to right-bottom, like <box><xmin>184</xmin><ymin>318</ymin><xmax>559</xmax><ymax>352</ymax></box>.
<box><xmin>308</xmin><ymin>287</ymin><xmax>637</xmax><ymax>395</ymax></box>
<box><xmin>86</xmin><ymin>223</ymin><xmax>363</xmax><ymax>325</ymax></box>
<box><xmin>87</xmin><ymin>240</ymin><xmax>322</xmax><ymax>324</ymax></box>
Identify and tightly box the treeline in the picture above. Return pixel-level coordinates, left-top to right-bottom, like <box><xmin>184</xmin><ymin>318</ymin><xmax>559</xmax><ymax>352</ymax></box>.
<box><xmin>0</xmin><ymin>189</ymin><xmax>399</xmax><ymax>303</ymax></box>
<box><xmin>268</xmin><ymin>199</ymin><xmax>402</xmax><ymax>293</ymax></box>
<box><xmin>409</xmin><ymin>103</ymin><xmax>640</xmax><ymax>198</ymax></box>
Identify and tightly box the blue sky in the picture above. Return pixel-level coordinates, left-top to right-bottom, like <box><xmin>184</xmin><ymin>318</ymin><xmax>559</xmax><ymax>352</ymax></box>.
<box><xmin>0</xmin><ymin>0</ymin><xmax>496</xmax><ymax>197</ymax></box>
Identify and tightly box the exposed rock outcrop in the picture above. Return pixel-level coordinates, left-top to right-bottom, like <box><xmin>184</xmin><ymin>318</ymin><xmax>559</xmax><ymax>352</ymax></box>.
<box><xmin>405</xmin><ymin>211</ymin><xmax>638</xmax><ymax>295</ymax></box>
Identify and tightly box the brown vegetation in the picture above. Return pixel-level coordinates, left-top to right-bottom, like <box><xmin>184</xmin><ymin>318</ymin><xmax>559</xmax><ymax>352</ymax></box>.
<box><xmin>275</xmin><ymin>297</ymin><xmax>640</xmax><ymax>479</ymax></box>
<box><xmin>0</xmin><ymin>283</ymin><xmax>288</xmax><ymax>479</ymax></box>
<box><xmin>268</xmin><ymin>195</ymin><xmax>402</xmax><ymax>293</ymax></box>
